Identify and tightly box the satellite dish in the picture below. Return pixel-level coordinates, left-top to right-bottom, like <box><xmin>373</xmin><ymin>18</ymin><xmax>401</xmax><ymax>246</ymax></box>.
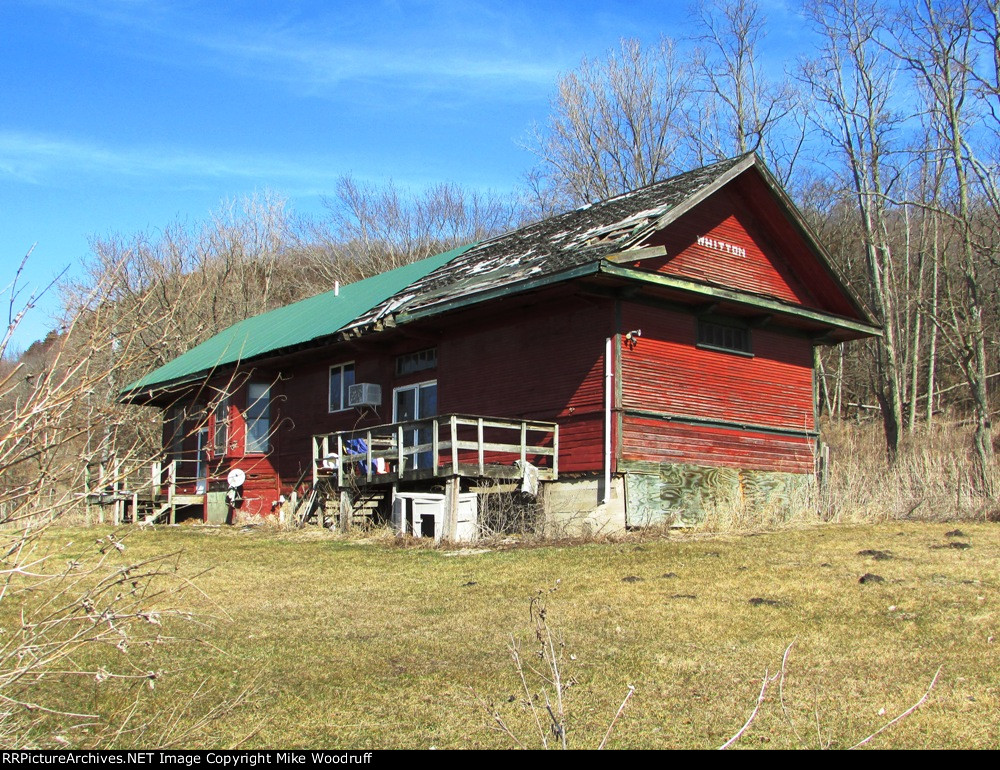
<box><xmin>227</xmin><ymin>468</ymin><xmax>246</xmax><ymax>488</ymax></box>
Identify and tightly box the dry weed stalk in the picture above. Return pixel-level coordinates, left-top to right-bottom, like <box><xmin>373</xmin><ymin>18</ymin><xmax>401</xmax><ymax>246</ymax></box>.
<box><xmin>484</xmin><ymin>603</ymin><xmax>941</xmax><ymax>750</ymax></box>
<box><xmin>479</xmin><ymin>583</ymin><xmax>634</xmax><ymax>750</ymax></box>
<box><xmin>721</xmin><ymin>642</ymin><xmax>942</xmax><ymax>750</ymax></box>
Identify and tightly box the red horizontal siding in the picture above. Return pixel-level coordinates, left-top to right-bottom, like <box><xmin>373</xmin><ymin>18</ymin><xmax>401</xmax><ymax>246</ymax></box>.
<box><xmin>620</xmin><ymin>304</ymin><xmax>814</xmax><ymax>430</ymax></box>
<box><xmin>442</xmin><ymin>301</ymin><xmax>611</xmax><ymax>473</ymax></box>
<box><xmin>639</xmin><ymin>188</ymin><xmax>820</xmax><ymax>307</ymax></box>
<box><xmin>621</xmin><ymin>416</ymin><xmax>815</xmax><ymax>474</ymax></box>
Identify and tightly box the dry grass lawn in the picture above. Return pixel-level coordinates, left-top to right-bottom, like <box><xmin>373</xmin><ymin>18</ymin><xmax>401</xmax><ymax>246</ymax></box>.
<box><xmin>15</xmin><ymin>521</ymin><xmax>1000</xmax><ymax>749</ymax></box>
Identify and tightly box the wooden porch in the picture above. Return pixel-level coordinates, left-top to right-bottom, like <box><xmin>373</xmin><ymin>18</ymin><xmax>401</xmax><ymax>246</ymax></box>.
<box><xmin>84</xmin><ymin>456</ymin><xmax>203</xmax><ymax>524</ymax></box>
<box><xmin>312</xmin><ymin>414</ymin><xmax>559</xmax><ymax>488</ymax></box>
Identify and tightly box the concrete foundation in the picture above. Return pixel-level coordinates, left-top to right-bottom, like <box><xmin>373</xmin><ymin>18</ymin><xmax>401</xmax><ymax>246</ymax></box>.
<box><xmin>540</xmin><ymin>464</ymin><xmax>817</xmax><ymax>534</ymax></box>
<box><xmin>540</xmin><ymin>475</ymin><xmax>627</xmax><ymax>537</ymax></box>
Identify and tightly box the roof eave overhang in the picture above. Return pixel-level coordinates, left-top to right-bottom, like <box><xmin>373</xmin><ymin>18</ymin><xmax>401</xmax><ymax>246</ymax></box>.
<box><xmin>120</xmin><ymin>372</ymin><xmax>224</xmax><ymax>407</ymax></box>
<box><xmin>392</xmin><ymin>261</ymin><xmax>604</xmax><ymax>326</ymax></box>
<box><xmin>599</xmin><ymin>261</ymin><xmax>882</xmax><ymax>341</ymax></box>
<box><xmin>354</xmin><ymin>252</ymin><xmax>881</xmax><ymax>343</ymax></box>
<box><xmin>620</xmin><ymin>154</ymin><xmax>878</xmax><ymax>329</ymax></box>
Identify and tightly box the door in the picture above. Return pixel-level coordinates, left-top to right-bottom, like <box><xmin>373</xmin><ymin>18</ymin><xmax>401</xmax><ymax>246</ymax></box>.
<box><xmin>393</xmin><ymin>381</ymin><xmax>437</xmax><ymax>471</ymax></box>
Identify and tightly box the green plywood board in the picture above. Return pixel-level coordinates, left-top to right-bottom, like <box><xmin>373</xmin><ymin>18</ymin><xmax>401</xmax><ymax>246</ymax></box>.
<box><xmin>121</xmin><ymin>243</ymin><xmax>474</xmax><ymax>398</ymax></box>
<box><xmin>205</xmin><ymin>491</ymin><xmax>228</xmax><ymax>524</ymax></box>
<box><xmin>623</xmin><ymin>461</ymin><xmax>815</xmax><ymax>526</ymax></box>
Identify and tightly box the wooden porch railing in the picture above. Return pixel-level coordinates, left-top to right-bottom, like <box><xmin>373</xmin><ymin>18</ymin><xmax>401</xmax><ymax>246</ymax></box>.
<box><xmin>312</xmin><ymin>414</ymin><xmax>559</xmax><ymax>487</ymax></box>
<box><xmin>84</xmin><ymin>455</ymin><xmax>180</xmax><ymax>524</ymax></box>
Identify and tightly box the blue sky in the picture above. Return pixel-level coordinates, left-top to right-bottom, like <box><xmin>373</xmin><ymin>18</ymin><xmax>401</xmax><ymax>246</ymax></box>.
<box><xmin>1</xmin><ymin>0</ymin><xmax>808</xmax><ymax>352</ymax></box>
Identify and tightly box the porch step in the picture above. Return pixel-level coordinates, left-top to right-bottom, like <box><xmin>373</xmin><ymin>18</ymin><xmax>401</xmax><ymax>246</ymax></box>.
<box><xmin>143</xmin><ymin>502</ymin><xmax>174</xmax><ymax>525</ymax></box>
<box><xmin>309</xmin><ymin>487</ymin><xmax>389</xmax><ymax>529</ymax></box>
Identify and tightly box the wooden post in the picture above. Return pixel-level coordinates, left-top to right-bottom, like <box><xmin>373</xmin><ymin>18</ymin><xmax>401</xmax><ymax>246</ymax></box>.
<box><xmin>366</xmin><ymin>430</ymin><xmax>373</xmax><ymax>483</ymax></box>
<box><xmin>96</xmin><ymin>463</ymin><xmax>105</xmax><ymax>524</ymax></box>
<box><xmin>442</xmin><ymin>477</ymin><xmax>460</xmax><ymax>543</ymax></box>
<box><xmin>114</xmin><ymin>456</ymin><xmax>123</xmax><ymax>525</ymax></box>
<box><xmin>151</xmin><ymin>461</ymin><xmax>160</xmax><ymax>501</ymax></box>
<box><xmin>167</xmin><ymin>460</ymin><xmax>176</xmax><ymax>525</ymax></box>
<box><xmin>339</xmin><ymin>490</ymin><xmax>352</xmax><ymax>532</ymax></box>
<box><xmin>552</xmin><ymin>424</ymin><xmax>559</xmax><ymax>478</ymax></box>
<box><xmin>335</xmin><ymin>435</ymin><xmax>343</xmax><ymax>488</ymax></box>
<box><xmin>85</xmin><ymin>463</ymin><xmax>93</xmax><ymax>526</ymax></box>
<box><xmin>450</xmin><ymin>415</ymin><xmax>459</xmax><ymax>475</ymax></box>
<box><xmin>477</xmin><ymin>418</ymin><xmax>485</xmax><ymax>475</ymax></box>
<box><xmin>432</xmin><ymin>418</ymin><xmax>439</xmax><ymax>473</ymax></box>
<box><xmin>397</xmin><ymin>424</ymin><xmax>405</xmax><ymax>478</ymax></box>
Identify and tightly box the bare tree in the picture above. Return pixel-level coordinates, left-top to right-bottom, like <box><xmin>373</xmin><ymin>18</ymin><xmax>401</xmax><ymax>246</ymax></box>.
<box><xmin>893</xmin><ymin>0</ymin><xmax>997</xmax><ymax>497</ymax></box>
<box><xmin>0</xmin><ymin>251</ymin><xmax>243</xmax><ymax>746</ymax></box>
<box><xmin>304</xmin><ymin>176</ymin><xmax>529</xmax><ymax>285</ymax></box>
<box><xmin>56</xmin><ymin>193</ymin><xmax>308</xmax><ymax>473</ymax></box>
<box><xmin>690</xmin><ymin>0</ymin><xmax>804</xmax><ymax>183</ymax></box>
<box><xmin>524</xmin><ymin>37</ymin><xmax>695</xmax><ymax>207</ymax></box>
<box><xmin>799</xmin><ymin>0</ymin><xmax>909</xmax><ymax>457</ymax></box>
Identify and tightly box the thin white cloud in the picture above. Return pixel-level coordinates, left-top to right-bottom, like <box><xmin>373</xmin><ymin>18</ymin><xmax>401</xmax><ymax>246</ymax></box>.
<box><xmin>21</xmin><ymin>0</ymin><xmax>566</xmax><ymax>101</ymax></box>
<box><xmin>191</xmin><ymin>30</ymin><xmax>559</xmax><ymax>92</ymax></box>
<box><xmin>0</xmin><ymin>131</ymin><xmax>344</xmax><ymax>192</ymax></box>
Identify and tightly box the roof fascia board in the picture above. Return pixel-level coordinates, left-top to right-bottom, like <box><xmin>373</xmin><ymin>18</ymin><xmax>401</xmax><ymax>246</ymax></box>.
<box><xmin>603</xmin><ymin>245</ymin><xmax>668</xmax><ymax>264</ymax></box>
<box><xmin>600</xmin><ymin>261</ymin><xmax>882</xmax><ymax>337</ymax></box>
<box><xmin>620</xmin><ymin>154</ymin><xmax>756</xmax><ymax>251</ymax></box>
<box><xmin>394</xmin><ymin>261</ymin><xmax>603</xmax><ymax>325</ymax></box>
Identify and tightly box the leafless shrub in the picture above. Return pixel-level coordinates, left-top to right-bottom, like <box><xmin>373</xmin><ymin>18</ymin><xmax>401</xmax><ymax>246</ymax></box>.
<box><xmin>0</xmin><ymin>252</ymin><xmax>252</xmax><ymax>746</ymax></box>
<box><xmin>480</xmin><ymin>593</ymin><xmax>938</xmax><ymax>750</ymax></box>
<box><xmin>477</xmin><ymin>482</ymin><xmax>543</xmax><ymax>537</ymax></box>
<box><xmin>821</xmin><ymin>419</ymin><xmax>999</xmax><ymax>520</ymax></box>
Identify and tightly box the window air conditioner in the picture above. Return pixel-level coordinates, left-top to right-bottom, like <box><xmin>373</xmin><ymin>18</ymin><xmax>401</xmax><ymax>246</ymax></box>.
<box><xmin>348</xmin><ymin>383</ymin><xmax>382</xmax><ymax>408</ymax></box>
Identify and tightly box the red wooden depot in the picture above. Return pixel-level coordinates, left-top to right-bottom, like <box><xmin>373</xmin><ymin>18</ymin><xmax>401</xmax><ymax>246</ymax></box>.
<box><xmin>122</xmin><ymin>155</ymin><xmax>878</xmax><ymax>535</ymax></box>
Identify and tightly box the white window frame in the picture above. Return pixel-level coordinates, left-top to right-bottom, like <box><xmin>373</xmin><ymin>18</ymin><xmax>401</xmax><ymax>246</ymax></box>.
<box><xmin>212</xmin><ymin>396</ymin><xmax>230</xmax><ymax>457</ymax></box>
<box><xmin>329</xmin><ymin>362</ymin><xmax>356</xmax><ymax>413</ymax></box>
<box><xmin>245</xmin><ymin>382</ymin><xmax>272</xmax><ymax>454</ymax></box>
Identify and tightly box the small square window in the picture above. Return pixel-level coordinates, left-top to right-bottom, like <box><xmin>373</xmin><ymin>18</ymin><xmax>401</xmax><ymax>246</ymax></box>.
<box><xmin>396</xmin><ymin>348</ymin><xmax>437</xmax><ymax>377</ymax></box>
<box><xmin>697</xmin><ymin>319</ymin><xmax>752</xmax><ymax>355</ymax></box>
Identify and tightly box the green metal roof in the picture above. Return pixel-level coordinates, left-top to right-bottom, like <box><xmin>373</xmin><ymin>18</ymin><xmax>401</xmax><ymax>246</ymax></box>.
<box><xmin>121</xmin><ymin>244</ymin><xmax>474</xmax><ymax>399</ymax></box>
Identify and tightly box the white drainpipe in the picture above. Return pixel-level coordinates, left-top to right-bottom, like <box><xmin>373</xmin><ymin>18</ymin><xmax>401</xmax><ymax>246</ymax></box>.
<box><xmin>604</xmin><ymin>336</ymin><xmax>613</xmax><ymax>504</ymax></box>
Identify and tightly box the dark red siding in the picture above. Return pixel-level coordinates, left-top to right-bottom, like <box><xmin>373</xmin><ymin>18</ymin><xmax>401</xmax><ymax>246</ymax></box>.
<box><xmin>268</xmin><ymin>298</ymin><xmax>613</xmax><ymax>481</ymax></box>
<box><xmin>273</xmin><ymin>354</ymin><xmax>393</xmax><ymax>489</ymax></box>
<box><xmin>620</xmin><ymin>418</ymin><xmax>815</xmax><ymax>473</ymax></box>
<box><xmin>620</xmin><ymin>304</ymin><xmax>814</xmax><ymax>427</ymax></box>
<box><xmin>439</xmin><ymin>299</ymin><xmax>612</xmax><ymax>473</ymax></box>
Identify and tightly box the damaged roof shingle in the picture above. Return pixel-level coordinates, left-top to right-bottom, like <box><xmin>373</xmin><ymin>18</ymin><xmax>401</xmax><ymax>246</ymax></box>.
<box><xmin>344</xmin><ymin>155</ymin><xmax>752</xmax><ymax>332</ymax></box>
